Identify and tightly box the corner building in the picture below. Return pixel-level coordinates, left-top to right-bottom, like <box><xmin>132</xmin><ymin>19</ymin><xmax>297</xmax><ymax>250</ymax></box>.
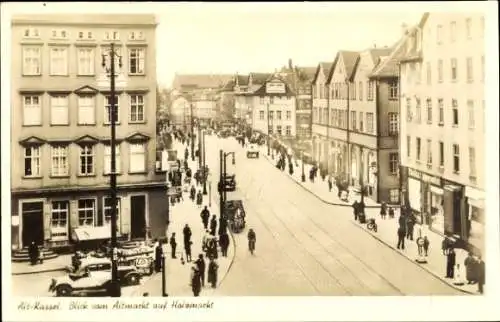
<box><xmin>399</xmin><ymin>13</ymin><xmax>485</xmax><ymax>255</ymax></box>
<box><xmin>10</xmin><ymin>14</ymin><xmax>168</xmax><ymax>251</ymax></box>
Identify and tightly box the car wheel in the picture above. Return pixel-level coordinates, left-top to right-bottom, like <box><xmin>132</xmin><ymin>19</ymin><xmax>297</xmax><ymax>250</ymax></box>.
<box><xmin>127</xmin><ymin>274</ymin><xmax>140</xmax><ymax>286</ymax></box>
<box><xmin>56</xmin><ymin>285</ymin><xmax>73</xmax><ymax>297</ymax></box>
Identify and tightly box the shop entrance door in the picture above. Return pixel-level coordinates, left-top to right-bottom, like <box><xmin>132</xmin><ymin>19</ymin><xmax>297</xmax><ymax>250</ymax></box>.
<box><xmin>21</xmin><ymin>201</ymin><xmax>44</xmax><ymax>248</ymax></box>
<box><xmin>130</xmin><ymin>195</ymin><xmax>146</xmax><ymax>239</ymax></box>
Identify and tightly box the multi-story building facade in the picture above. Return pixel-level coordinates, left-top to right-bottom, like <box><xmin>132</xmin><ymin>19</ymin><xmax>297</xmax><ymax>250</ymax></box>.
<box><xmin>10</xmin><ymin>14</ymin><xmax>166</xmax><ymax>251</ymax></box>
<box><xmin>232</xmin><ymin>74</ymin><xmax>250</xmax><ymax>122</ymax></box>
<box><xmin>399</xmin><ymin>13</ymin><xmax>485</xmax><ymax>254</ymax></box>
<box><xmin>311</xmin><ymin>62</ymin><xmax>333</xmax><ymax>168</ymax></box>
<box><xmin>250</xmin><ymin>75</ymin><xmax>296</xmax><ymax>138</ymax></box>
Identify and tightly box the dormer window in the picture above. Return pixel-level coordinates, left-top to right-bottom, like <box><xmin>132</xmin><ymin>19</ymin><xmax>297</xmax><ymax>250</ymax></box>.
<box><xmin>23</xmin><ymin>27</ymin><xmax>40</xmax><ymax>39</ymax></box>
<box><xmin>105</xmin><ymin>31</ymin><xmax>120</xmax><ymax>41</ymax></box>
<box><xmin>78</xmin><ymin>31</ymin><xmax>94</xmax><ymax>40</ymax></box>
<box><xmin>129</xmin><ymin>31</ymin><xmax>145</xmax><ymax>41</ymax></box>
<box><xmin>51</xmin><ymin>29</ymin><xmax>68</xmax><ymax>40</ymax></box>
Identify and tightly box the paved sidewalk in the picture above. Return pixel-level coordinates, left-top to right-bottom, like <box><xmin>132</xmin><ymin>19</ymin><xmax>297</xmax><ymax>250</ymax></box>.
<box><xmin>260</xmin><ymin>146</ymin><xmax>478</xmax><ymax>295</ymax></box>
<box><xmin>12</xmin><ymin>254</ymin><xmax>70</xmax><ymax>275</ymax></box>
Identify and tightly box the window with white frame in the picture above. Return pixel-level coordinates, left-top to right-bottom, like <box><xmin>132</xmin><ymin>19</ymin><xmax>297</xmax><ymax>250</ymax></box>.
<box><xmin>277</xmin><ymin>111</ymin><xmax>282</xmax><ymax>120</ymax></box>
<box><xmin>416</xmin><ymin>137</ymin><xmax>421</xmax><ymax>161</ymax></box>
<box><xmin>259</xmin><ymin>97</ymin><xmax>265</xmax><ymax>105</ymax></box>
<box><xmin>77</xmin><ymin>48</ymin><xmax>94</xmax><ymax>75</ymax></box>
<box><xmin>51</xmin><ymin>145</ymin><xmax>69</xmax><ymax>176</ymax></box>
<box><xmin>24</xmin><ymin>146</ymin><xmax>41</xmax><ymax>177</ymax></box>
<box><xmin>359</xmin><ymin>112</ymin><xmax>364</xmax><ymax>132</ymax></box>
<box><xmin>259</xmin><ymin>110</ymin><xmax>264</xmax><ymax>120</ymax></box>
<box><xmin>452</xmin><ymin>99</ymin><xmax>459</xmax><ymax>126</ymax></box>
<box><xmin>22</xmin><ymin>47</ymin><xmax>41</xmax><ymax>75</ymax></box>
<box><xmin>51</xmin><ymin>201</ymin><xmax>68</xmax><ymax>229</ymax></box>
<box><xmin>453</xmin><ymin>144</ymin><xmax>460</xmax><ymax>173</ymax></box>
<box><xmin>277</xmin><ymin>125</ymin><xmax>282</xmax><ymax>135</ymax></box>
<box><xmin>23</xmin><ymin>95</ymin><xmax>42</xmax><ymax>126</ymax></box>
<box><xmin>366</xmin><ymin>113</ymin><xmax>374</xmax><ymax>134</ymax></box>
<box><xmin>388</xmin><ymin>113</ymin><xmax>399</xmax><ymax>135</ymax></box>
<box><xmin>437</xmin><ymin>59</ymin><xmax>443</xmax><ymax>83</ymax></box>
<box><xmin>268</xmin><ymin>125</ymin><xmax>273</xmax><ymax>134</ymax></box>
<box><xmin>466</xmin><ymin>57</ymin><xmax>473</xmax><ymax>83</ymax></box>
<box><xmin>129</xmin><ymin>48</ymin><xmax>145</xmax><ymax>75</ymax></box>
<box><xmin>351</xmin><ymin>111</ymin><xmax>357</xmax><ymax>130</ymax></box>
<box><xmin>389</xmin><ymin>189</ymin><xmax>399</xmax><ymax>203</ymax></box>
<box><xmin>469</xmin><ymin>146</ymin><xmax>476</xmax><ymax>178</ymax></box>
<box><xmin>437</xmin><ymin>25</ymin><xmax>443</xmax><ymax>44</ymax></box>
<box><xmin>367</xmin><ymin>81</ymin><xmax>374</xmax><ymax>100</ymax></box>
<box><xmin>406</xmin><ymin>98</ymin><xmax>412</xmax><ymax>121</ymax></box>
<box><xmin>101</xmin><ymin>46</ymin><xmax>121</xmax><ymax>72</ymax></box>
<box><xmin>104</xmin><ymin>144</ymin><xmax>121</xmax><ymax>174</ymax></box>
<box><xmin>78</xmin><ymin>95</ymin><xmax>95</xmax><ymax>125</ymax></box>
<box><xmin>350</xmin><ymin>82</ymin><xmax>356</xmax><ymax>100</ymax></box>
<box><xmin>269</xmin><ymin>111</ymin><xmax>274</xmax><ymax>120</ymax></box>
<box><xmin>129</xmin><ymin>143</ymin><xmax>146</xmax><ymax>173</ymax></box>
<box><xmin>104</xmin><ymin>31</ymin><xmax>120</xmax><ymax>41</ymax></box>
<box><xmin>427</xmin><ymin>139</ymin><xmax>432</xmax><ymax>167</ymax></box>
<box><xmin>389</xmin><ymin>153</ymin><xmax>398</xmax><ymax>175</ymax></box>
<box><xmin>285</xmin><ymin>125</ymin><xmax>291</xmax><ymax>136</ymax></box>
<box><xmin>426</xmin><ymin>62</ymin><xmax>432</xmax><ymax>85</ymax></box>
<box><xmin>50</xmin><ymin>95</ymin><xmax>69</xmax><ymax>125</ymax></box>
<box><xmin>23</xmin><ymin>27</ymin><xmax>40</xmax><ymax>38</ymax></box>
<box><xmin>50</xmin><ymin>47</ymin><xmax>68</xmax><ymax>75</ymax></box>
<box><xmin>438</xmin><ymin>98</ymin><xmax>444</xmax><ymax>124</ymax></box>
<box><xmin>286</xmin><ymin>110</ymin><xmax>291</xmax><ymax>120</ymax></box>
<box><xmin>51</xmin><ymin>29</ymin><xmax>68</xmax><ymax>39</ymax></box>
<box><xmin>450</xmin><ymin>21</ymin><xmax>457</xmax><ymax>42</ymax></box>
<box><xmin>388</xmin><ymin>80</ymin><xmax>398</xmax><ymax>99</ymax></box>
<box><xmin>78</xmin><ymin>199</ymin><xmax>95</xmax><ymax>226</ymax></box>
<box><xmin>105</xmin><ymin>95</ymin><xmax>120</xmax><ymax>124</ymax></box>
<box><xmin>103</xmin><ymin>197</ymin><xmax>121</xmax><ymax>225</ymax></box>
<box><xmin>416</xmin><ymin>98</ymin><xmax>421</xmax><ymax>123</ymax></box>
<box><xmin>130</xmin><ymin>95</ymin><xmax>145</xmax><ymax>122</ymax></box>
<box><xmin>358</xmin><ymin>81</ymin><xmax>363</xmax><ymax>101</ymax></box>
<box><xmin>467</xmin><ymin>100</ymin><xmax>475</xmax><ymax>129</ymax></box>
<box><xmin>466</xmin><ymin>18</ymin><xmax>472</xmax><ymax>39</ymax></box>
<box><xmin>451</xmin><ymin>58</ymin><xmax>458</xmax><ymax>81</ymax></box>
<box><xmin>78</xmin><ymin>30</ymin><xmax>94</xmax><ymax>40</ymax></box>
<box><xmin>79</xmin><ymin>144</ymin><xmax>94</xmax><ymax>176</ymax></box>
<box><xmin>407</xmin><ymin>136</ymin><xmax>411</xmax><ymax>158</ymax></box>
<box><xmin>439</xmin><ymin>141</ymin><xmax>444</xmax><ymax>167</ymax></box>
<box><xmin>129</xmin><ymin>31</ymin><xmax>145</xmax><ymax>40</ymax></box>
<box><xmin>426</xmin><ymin>98</ymin><xmax>432</xmax><ymax>123</ymax></box>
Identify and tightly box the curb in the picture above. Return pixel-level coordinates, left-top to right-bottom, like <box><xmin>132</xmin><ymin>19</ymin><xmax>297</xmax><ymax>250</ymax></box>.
<box><xmin>349</xmin><ymin>221</ymin><xmax>474</xmax><ymax>295</ymax></box>
<box><xmin>217</xmin><ymin>227</ymin><xmax>236</xmax><ymax>288</ymax></box>
<box><xmin>12</xmin><ymin>267</ymin><xmax>67</xmax><ymax>276</ymax></box>
<box><xmin>261</xmin><ymin>151</ymin><xmax>396</xmax><ymax>209</ymax></box>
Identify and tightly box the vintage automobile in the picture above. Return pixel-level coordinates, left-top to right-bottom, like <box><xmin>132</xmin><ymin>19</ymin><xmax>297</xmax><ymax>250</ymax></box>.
<box><xmin>223</xmin><ymin>174</ymin><xmax>237</xmax><ymax>192</ymax></box>
<box><xmin>246</xmin><ymin>143</ymin><xmax>259</xmax><ymax>158</ymax></box>
<box><xmin>53</xmin><ymin>258</ymin><xmax>142</xmax><ymax>297</ymax></box>
<box><xmin>224</xmin><ymin>200</ymin><xmax>246</xmax><ymax>233</ymax></box>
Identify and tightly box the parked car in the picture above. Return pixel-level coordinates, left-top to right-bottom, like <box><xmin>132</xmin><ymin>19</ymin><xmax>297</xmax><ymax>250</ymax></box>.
<box><xmin>223</xmin><ymin>174</ymin><xmax>237</xmax><ymax>191</ymax></box>
<box><xmin>246</xmin><ymin>144</ymin><xmax>259</xmax><ymax>158</ymax></box>
<box><xmin>54</xmin><ymin>258</ymin><xmax>143</xmax><ymax>296</ymax></box>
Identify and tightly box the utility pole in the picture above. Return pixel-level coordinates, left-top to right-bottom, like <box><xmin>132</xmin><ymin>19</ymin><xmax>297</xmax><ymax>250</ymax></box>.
<box><xmin>190</xmin><ymin>103</ymin><xmax>195</xmax><ymax>161</ymax></box>
<box><xmin>102</xmin><ymin>42</ymin><xmax>122</xmax><ymax>297</ymax></box>
<box><xmin>219</xmin><ymin>150</ymin><xmax>224</xmax><ymax>223</ymax></box>
<box><xmin>202</xmin><ymin>131</ymin><xmax>207</xmax><ymax>195</ymax></box>
<box><xmin>267</xmin><ymin>103</ymin><xmax>270</xmax><ymax>156</ymax></box>
<box><xmin>198</xmin><ymin>126</ymin><xmax>202</xmax><ymax>169</ymax></box>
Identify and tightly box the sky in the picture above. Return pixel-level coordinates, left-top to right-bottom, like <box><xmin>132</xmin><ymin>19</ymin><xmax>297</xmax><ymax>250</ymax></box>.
<box><xmin>3</xmin><ymin>2</ymin><xmax>487</xmax><ymax>88</ymax></box>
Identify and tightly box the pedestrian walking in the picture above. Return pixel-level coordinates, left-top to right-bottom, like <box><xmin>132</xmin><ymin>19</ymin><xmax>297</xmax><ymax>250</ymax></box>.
<box><xmin>397</xmin><ymin>226</ymin><xmax>406</xmax><ymax>250</ymax></box>
<box><xmin>207</xmin><ymin>258</ymin><xmax>219</xmax><ymax>288</ymax></box>
<box><xmin>195</xmin><ymin>254</ymin><xmax>206</xmax><ymax>287</ymax></box>
<box><xmin>184</xmin><ymin>148</ymin><xmax>189</xmax><ymax>160</ymax></box>
<box><xmin>352</xmin><ymin>200</ymin><xmax>359</xmax><ymax>221</ymax></box>
<box><xmin>190</xmin><ymin>186</ymin><xmax>196</xmax><ymax>201</ymax></box>
<box><xmin>169</xmin><ymin>233</ymin><xmax>177</xmax><ymax>259</ymax></box>
<box><xmin>476</xmin><ymin>256</ymin><xmax>485</xmax><ymax>294</ymax></box>
<box><xmin>446</xmin><ymin>248</ymin><xmax>456</xmax><ymax>278</ymax></box>
<box><xmin>388</xmin><ymin>207</ymin><xmax>395</xmax><ymax>219</ymax></box>
<box><xmin>380</xmin><ymin>202</ymin><xmax>387</xmax><ymax>220</ymax></box>
<box><xmin>201</xmin><ymin>206</ymin><xmax>210</xmax><ymax>229</ymax></box>
<box><xmin>185</xmin><ymin>240</ymin><xmax>193</xmax><ymax>262</ymax></box>
<box><xmin>423</xmin><ymin>236</ymin><xmax>430</xmax><ymax>256</ymax></box>
<box><xmin>406</xmin><ymin>214</ymin><xmax>415</xmax><ymax>240</ymax></box>
<box><xmin>154</xmin><ymin>241</ymin><xmax>163</xmax><ymax>273</ymax></box>
<box><xmin>441</xmin><ymin>237</ymin><xmax>449</xmax><ymax>255</ymax></box>
<box><xmin>210</xmin><ymin>215</ymin><xmax>217</xmax><ymax>236</ymax></box>
<box><xmin>464</xmin><ymin>252</ymin><xmax>477</xmax><ymax>284</ymax></box>
<box><xmin>196</xmin><ymin>190</ymin><xmax>203</xmax><ymax>207</ymax></box>
<box><xmin>219</xmin><ymin>233</ymin><xmax>230</xmax><ymax>257</ymax></box>
<box><xmin>328</xmin><ymin>177</ymin><xmax>333</xmax><ymax>192</ymax></box>
<box><xmin>183</xmin><ymin>224</ymin><xmax>192</xmax><ymax>249</ymax></box>
<box><xmin>190</xmin><ymin>265</ymin><xmax>202</xmax><ymax>297</ymax></box>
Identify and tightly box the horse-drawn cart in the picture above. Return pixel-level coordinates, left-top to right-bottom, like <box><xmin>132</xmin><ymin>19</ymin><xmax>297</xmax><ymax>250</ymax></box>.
<box><xmin>224</xmin><ymin>200</ymin><xmax>246</xmax><ymax>233</ymax></box>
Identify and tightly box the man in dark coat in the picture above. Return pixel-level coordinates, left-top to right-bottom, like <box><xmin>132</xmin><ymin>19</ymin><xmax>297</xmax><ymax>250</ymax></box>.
<box><xmin>201</xmin><ymin>206</ymin><xmax>210</xmax><ymax>229</ymax></box>
<box><xmin>191</xmin><ymin>266</ymin><xmax>202</xmax><ymax>297</ymax></box>
<box><xmin>406</xmin><ymin>214</ymin><xmax>415</xmax><ymax>240</ymax></box>
<box><xmin>397</xmin><ymin>226</ymin><xmax>406</xmax><ymax>250</ymax></box>
<box><xmin>183</xmin><ymin>224</ymin><xmax>192</xmax><ymax>250</ymax></box>
<box><xmin>207</xmin><ymin>258</ymin><xmax>219</xmax><ymax>288</ymax></box>
<box><xmin>154</xmin><ymin>240</ymin><xmax>163</xmax><ymax>273</ymax></box>
<box><xmin>28</xmin><ymin>241</ymin><xmax>39</xmax><ymax>265</ymax></box>
<box><xmin>464</xmin><ymin>252</ymin><xmax>477</xmax><ymax>284</ymax></box>
<box><xmin>446</xmin><ymin>248</ymin><xmax>456</xmax><ymax>278</ymax></box>
<box><xmin>184</xmin><ymin>148</ymin><xmax>189</xmax><ymax>160</ymax></box>
<box><xmin>210</xmin><ymin>215</ymin><xmax>217</xmax><ymax>236</ymax></box>
<box><xmin>476</xmin><ymin>256</ymin><xmax>485</xmax><ymax>294</ymax></box>
<box><xmin>195</xmin><ymin>254</ymin><xmax>206</xmax><ymax>287</ymax></box>
<box><xmin>352</xmin><ymin>201</ymin><xmax>359</xmax><ymax>221</ymax></box>
<box><xmin>328</xmin><ymin>177</ymin><xmax>333</xmax><ymax>192</ymax></box>
<box><xmin>196</xmin><ymin>190</ymin><xmax>203</xmax><ymax>207</ymax></box>
<box><xmin>169</xmin><ymin>233</ymin><xmax>177</xmax><ymax>259</ymax></box>
<box><xmin>190</xmin><ymin>185</ymin><xmax>196</xmax><ymax>201</ymax></box>
<box><xmin>219</xmin><ymin>233</ymin><xmax>230</xmax><ymax>257</ymax></box>
<box><xmin>185</xmin><ymin>240</ymin><xmax>193</xmax><ymax>262</ymax></box>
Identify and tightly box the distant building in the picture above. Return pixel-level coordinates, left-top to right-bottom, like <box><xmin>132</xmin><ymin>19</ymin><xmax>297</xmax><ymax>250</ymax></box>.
<box><xmin>10</xmin><ymin>14</ymin><xmax>166</xmax><ymax>250</ymax></box>
<box><xmin>399</xmin><ymin>13</ymin><xmax>485</xmax><ymax>255</ymax></box>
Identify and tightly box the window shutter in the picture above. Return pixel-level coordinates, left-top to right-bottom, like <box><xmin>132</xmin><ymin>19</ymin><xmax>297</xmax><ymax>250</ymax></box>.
<box><xmin>120</xmin><ymin>196</ymin><xmax>130</xmax><ymax>237</ymax></box>
<box><xmin>139</xmin><ymin>49</ymin><xmax>145</xmax><ymax>73</ymax></box>
<box><xmin>69</xmin><ymin>199</ymin><xmax>79</xmax><ymax>230</ymax></box>
<box><xmin>43</xmin><ymin>202</ymin><xmax>52</xmax><ymax>241</ymax></box>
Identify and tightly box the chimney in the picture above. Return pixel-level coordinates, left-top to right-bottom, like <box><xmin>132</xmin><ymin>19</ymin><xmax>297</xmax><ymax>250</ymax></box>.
<box><xmin>288</xmin><ymin>58</ymin><xmax>293</xmax><ymax>70</ymax></box>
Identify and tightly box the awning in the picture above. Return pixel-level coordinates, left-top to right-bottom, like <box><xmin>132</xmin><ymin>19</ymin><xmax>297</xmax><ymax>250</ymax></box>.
<box><xmin>430</xmin><ymin>186</ymin><xmax>444</xmax><ymax>195</ymax></box>
<box><xmin>465</xmin><ymin>186</ymin><xmax>485</xmax><ymax>200</ymax></box>
<box><xmin>72</xmin><ymin>226</ymin><xmax>111</xmax><ymax>242</ymax></box>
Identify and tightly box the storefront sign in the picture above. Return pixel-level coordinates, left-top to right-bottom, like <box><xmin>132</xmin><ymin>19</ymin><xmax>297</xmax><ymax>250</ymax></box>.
<box><xmin>266</xmin><ymin>82</ymin><xmax>286</xmax><ymax>94</ymax></box>
<box><xmin>408</xmin><ymin>168</ymin><xmax>441</xmax><ymax>186</ymax></box>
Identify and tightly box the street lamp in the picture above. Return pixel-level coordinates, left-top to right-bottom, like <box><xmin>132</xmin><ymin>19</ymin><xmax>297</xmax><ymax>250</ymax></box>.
<box><xmin>208</xmin><ymin>173</ymin><xmax>212</xmax><ymax>207</ymax></box>
<box><xmin>190</xmin><ymin>103</ymin><xmax>195</xmax><ymax>161</ymax></box>
<box><xmin>266</xmin><ymin>103</ymin><xmax>270</xmax><ymax>156</ymax></box>
<box><xmin>219</xmin><ymin>150</ymin><xmax>235</xmax><ymax>233</ymax></box>
<box><xmin>101</xmin><ymin>42</ymin><xmax>123</xmax><ymax>297</ymax></box>
<box><xmin>202</xmin><ymin>130</ymin><xmax>207</xmax><ymax>195</ymax></box>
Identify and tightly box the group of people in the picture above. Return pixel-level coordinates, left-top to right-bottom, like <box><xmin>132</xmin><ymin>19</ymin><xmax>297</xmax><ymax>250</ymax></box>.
<box><xmin>396</xmin><ymin>206</ymin><xmax>417</xmax><ymax>250</ymax></box>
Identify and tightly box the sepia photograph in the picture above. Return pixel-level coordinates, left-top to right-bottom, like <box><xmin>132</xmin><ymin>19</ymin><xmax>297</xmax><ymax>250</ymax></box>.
<box><xmin>1</xmin><ymin>2</ymin><xmax>499</xmax><ymax>322</ymax></box>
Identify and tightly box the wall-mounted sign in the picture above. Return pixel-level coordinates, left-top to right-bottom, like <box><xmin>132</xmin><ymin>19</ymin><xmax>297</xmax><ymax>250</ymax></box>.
<box><xmin>266</xmin><ymin>82</ymin><xmax>286</xmax><ymax>94</ymax></box>
<box><xmin>408</xmin><ymin>168</ymin><xmax>441</xmax><ymax>186</ymax></box>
